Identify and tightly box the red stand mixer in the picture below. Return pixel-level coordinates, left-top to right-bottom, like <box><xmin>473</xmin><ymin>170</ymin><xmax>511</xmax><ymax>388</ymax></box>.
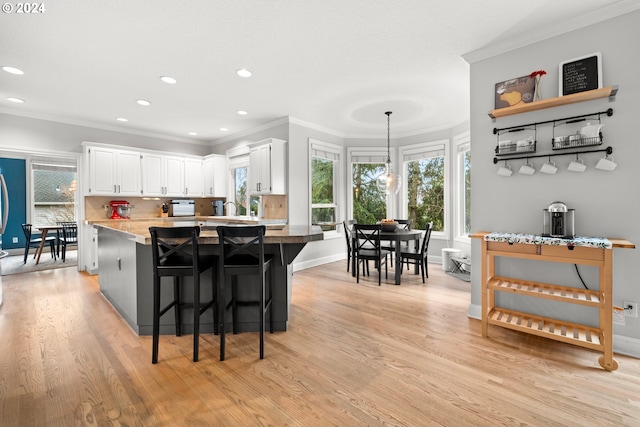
<box><xmin>109</xmin><ymin>200</ymin><xmax>131</xmax><ymax>219</ymax></box>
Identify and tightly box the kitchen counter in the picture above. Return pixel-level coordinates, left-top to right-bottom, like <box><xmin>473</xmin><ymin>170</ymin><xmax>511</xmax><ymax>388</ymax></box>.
<box><xmin>93</xmin><ymin>220</ymin><xmax>323</xmax><ymax>336</ymax></box>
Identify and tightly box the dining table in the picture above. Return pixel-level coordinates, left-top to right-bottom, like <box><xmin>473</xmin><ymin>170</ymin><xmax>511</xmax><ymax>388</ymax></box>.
<box><xmin>351</xmin><ymin>228</ymin><xmax>423</xmax><ymax>285</ymax></box>
<box><xmin>34</xmin><ymin>225</ymin><xmax>62</xmax><ymax>265</ymax></box>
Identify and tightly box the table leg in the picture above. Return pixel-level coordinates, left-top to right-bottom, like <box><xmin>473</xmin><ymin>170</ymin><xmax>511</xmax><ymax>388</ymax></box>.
<box><xmin>34</xmin><ymin>229</ymin><xmax>48</xmax><ymax>265</ymax></box>
<box><xmin>394</xmin><ymin>238</ymin><xmax>401</xmax><ymax>285</ymax></box>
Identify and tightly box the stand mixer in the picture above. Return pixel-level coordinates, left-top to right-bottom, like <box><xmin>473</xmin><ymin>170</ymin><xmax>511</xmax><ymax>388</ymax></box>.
<box><xmin>108</xmin><ymin>200</ymin><xmax>131</xmax><ymax>219</ymax></box>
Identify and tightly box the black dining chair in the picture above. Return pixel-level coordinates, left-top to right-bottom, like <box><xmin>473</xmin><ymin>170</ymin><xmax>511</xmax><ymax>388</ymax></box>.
<box><xmin>149</xmin><ymin>226</ymin><xmax>218</xmax><ymax>363</ymax></box>
<box><xmin>21</xmin><ymin>224</ymin><xmax>56</xmax><ymax>264</ymax></box>
<box><xmin>400</xmin><ymin>223</ymin><xmax>433</xmax><ymax>283</ymax></box>
<box><xmin>59</xmin><ymin>222</ymin><xmax>78</xmax><ymax>262</ymax></box>
<box><xmin>353</xmin><ymin>224</ymin><xmax>389</xmax><ymax>286</ymax></box>
<box><xmin>381</xmin><ymin>219</ymin><xmax>412</xmax><ymax>267</ymax></box>
<box><xmin>216</xmin><ymin>225</ymin><xmax>274</xmax><ymax>360</ymax></box>
<box><xmin>343</xmin><ymin>219</ymin><xmax>358</xmax><ymax>273</ymax></box>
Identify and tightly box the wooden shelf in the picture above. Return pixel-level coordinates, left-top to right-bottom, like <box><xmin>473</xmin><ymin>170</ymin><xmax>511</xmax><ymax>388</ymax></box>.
<box><xmin>489</xmin><ymin>86</ymin><xmax>618</xmax><ymax>119</ymax></box>
<box><xmin>489</xmin><ymin>276</ymin><xmax>600</xmax><ymax>307</ymax></box>
<box><xmin>488</xmin><ymin>307</ymin><xmax>602</xmax><ymax>351</ymax></box>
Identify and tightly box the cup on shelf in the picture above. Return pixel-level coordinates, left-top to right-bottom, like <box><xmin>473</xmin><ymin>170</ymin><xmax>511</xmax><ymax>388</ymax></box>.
<box><xmin>568</xmin><ymin>157</ymin><xmax>587</xmax><ymax>172</ymax></box>
<box><xmin>519</xmin><ymin>161</ymin><xmax>535</xmax><ymax>175</ymax></box>
<box><xmin>540</xmin><ymin>159</ymin><xmax>558</xmax><ymax>174</ymax></box>
<box><xmin>595</xmin><ymin>154</ymin><xmax>617</xmax><ymax>171</ymax></box>
<box><xmin>497</xmin><ymin>162</ymin><xmax>512</xmax><ymax>177</ymax></box>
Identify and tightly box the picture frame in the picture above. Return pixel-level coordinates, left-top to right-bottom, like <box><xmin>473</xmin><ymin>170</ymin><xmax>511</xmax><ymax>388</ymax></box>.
<box><xmin>559</xmin><ymin>52</ymin><xmax>602</xmax><ymax>96</ymax></box>
<box><xmin>494</xmin><ymin>75</ymin><xmax>535</xmax><ymax>109</ymax></box>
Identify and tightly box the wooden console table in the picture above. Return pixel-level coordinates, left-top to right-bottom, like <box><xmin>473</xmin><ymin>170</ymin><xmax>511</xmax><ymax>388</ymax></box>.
<box><xmin>471</xmin><ymin>231</ymin><xmax>634</xmax><ymax>371</ymax></box>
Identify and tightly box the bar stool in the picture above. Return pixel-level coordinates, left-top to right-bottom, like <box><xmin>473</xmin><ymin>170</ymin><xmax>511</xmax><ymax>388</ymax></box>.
<box><xmin>149</xmin><ymin>226</ymin><xmax>217</xmax><ymax>364</ymax></box>
<box><xmin>216</xmin><ymin>225</ymin><xmax>273</xmax><ymax>360</ymax></box>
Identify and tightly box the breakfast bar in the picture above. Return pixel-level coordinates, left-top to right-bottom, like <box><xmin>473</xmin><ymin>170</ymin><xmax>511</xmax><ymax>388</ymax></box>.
<box><xmin>93</xmin><ymin>220</ymin><xmax>323</xmax><ymax>335</ymax></box>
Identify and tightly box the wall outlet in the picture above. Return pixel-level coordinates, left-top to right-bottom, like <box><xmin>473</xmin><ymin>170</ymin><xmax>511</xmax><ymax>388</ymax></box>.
<box><xmin>12</xmin><ymin>237</ymin><xmax>18</xmax><ymax>243</ymax></box>
<box><xmin>623</xmin><ymin>301</ymin><xmax>638</xmax><ymax>318</ymax></box>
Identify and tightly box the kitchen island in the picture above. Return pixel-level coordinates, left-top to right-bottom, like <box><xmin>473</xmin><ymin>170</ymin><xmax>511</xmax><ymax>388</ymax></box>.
<box><xmin>92</xmin><ymin>220</ymin><xmax>323</xmax><ymax>335</ymax></box>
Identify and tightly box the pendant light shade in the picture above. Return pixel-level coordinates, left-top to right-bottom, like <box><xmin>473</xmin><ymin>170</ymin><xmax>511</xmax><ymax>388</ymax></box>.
<box><xmin>376</xmin><ymin>111</ymin><xmax>402</xmax><ymax>194</ymax></box>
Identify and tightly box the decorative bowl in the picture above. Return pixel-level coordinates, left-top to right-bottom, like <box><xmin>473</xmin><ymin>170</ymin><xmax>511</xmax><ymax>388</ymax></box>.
<box><xmin>378</xmin><ymin>221</ymin><xmax>398</xmax><ymax>232</ymax></box>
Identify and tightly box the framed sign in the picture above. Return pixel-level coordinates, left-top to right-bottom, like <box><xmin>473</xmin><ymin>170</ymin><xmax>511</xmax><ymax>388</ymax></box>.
<box><xmin>494</xmin><ymin>75</ymin><xmax>535</xmax><ymax>109</ymax></box>
<box><xmin>559</xmin><ymin>52</ymin><xmax>602</xmax><ymax>96</ymax></box>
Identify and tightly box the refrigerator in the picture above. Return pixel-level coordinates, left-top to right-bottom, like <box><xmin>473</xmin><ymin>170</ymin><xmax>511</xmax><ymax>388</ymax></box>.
<box><xmin>0</xmin><ymin>173</ymin><xmax>8</xmax><ymax>307</ymax></box>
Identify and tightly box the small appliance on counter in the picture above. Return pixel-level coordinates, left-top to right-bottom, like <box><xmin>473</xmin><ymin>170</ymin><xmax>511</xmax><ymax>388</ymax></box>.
<box><xmin>542</xmin><ymin>201</ymin><xmax>575</xmax><ymax>238</ymax></box>
<box><xmin>212</xmin><ymin>200</ymin><xmax>224</xmax><ymax>216</ymax></box>
<box><xmin>108</xmin><ymin>200</ymin><xmax>132</xmax><ymax>219</ymax></box>
<box><xmin>169</xmin><ymin>199</ymin><xmax>195</xmax><ymax>217</ymax></box>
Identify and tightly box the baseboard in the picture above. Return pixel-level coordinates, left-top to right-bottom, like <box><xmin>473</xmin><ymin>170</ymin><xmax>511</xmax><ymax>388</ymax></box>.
<box><xmin>293</xmin><ymin>253</ymin><xmax>345</xmax><ymax>272</ymax></box>
<box><xmin>467</xmin><ymin>303</ymin><xmax>481</xmax><ymax>320</ymax></box>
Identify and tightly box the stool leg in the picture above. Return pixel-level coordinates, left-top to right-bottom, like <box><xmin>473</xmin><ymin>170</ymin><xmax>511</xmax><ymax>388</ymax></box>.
<box><xmin>231</xmin><ymin>277</ymin><xmax>238</xmax><ymax>335</ymax></box>
<box><xmin>193</xmin><ymin>273</ymin><xmax>200</xmax><ymax>362</ymax></box>
<box><xmin>174</xmin><ymin>277</ymin><xmax>182</xmax><ymax>336</ymax></box>
<box><xmin>152</xmin><ymin>275</ymin><xmax>160</xmax><ymax>364</ymax></box>
<box><xmin>260</xmin><ymin>270</ymin><xmax>265</xmax><ymax>359</ymax></box>
<box><xmin>219</xmin><ymin>272</ymin><xmax>226</xmax><ymax>361</ymax></box>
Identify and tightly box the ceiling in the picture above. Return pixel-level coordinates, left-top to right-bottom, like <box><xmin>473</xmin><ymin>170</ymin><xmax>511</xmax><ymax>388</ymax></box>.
<box><xmin>0</xmin><ymin>0</ymin><xmax>631</xmax><ymax>145</ymax></box>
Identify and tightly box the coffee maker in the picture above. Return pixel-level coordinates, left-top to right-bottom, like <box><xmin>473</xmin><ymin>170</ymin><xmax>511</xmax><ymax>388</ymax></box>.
<box><xmin>542</xmin><ymin>201</ymin><xmax>575</xmax><ymax>238</ymax></box>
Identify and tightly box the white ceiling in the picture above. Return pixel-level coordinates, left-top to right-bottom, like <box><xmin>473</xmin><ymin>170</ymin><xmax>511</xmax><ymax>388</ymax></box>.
<box><xmin>0</xmin><ymin>0</ymin><xmax>632</xmax><ymax>145</ymax></box>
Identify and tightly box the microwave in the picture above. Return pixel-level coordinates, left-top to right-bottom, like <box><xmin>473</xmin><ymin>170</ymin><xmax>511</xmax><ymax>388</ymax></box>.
<box><xmin>168</xmin><ymin>200</ymin><xmax>195</xmax><ymax>217</ymax></box>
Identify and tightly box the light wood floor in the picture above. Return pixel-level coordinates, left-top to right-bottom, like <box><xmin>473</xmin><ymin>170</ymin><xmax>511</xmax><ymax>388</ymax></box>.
<box><xmin>1</xmin><ymin>262</ymin><xmax>639</xmax><ymax>426</ymax></box>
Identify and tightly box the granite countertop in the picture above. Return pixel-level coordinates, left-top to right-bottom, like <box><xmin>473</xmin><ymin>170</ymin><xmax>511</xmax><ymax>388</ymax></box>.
<box><xmin>91</xmin><ymin>219</ymin><xmax>323</xmax><ymax>245</ymax></box>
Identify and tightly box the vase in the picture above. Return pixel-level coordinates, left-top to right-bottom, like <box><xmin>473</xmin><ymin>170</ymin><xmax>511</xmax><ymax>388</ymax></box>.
<box><xmin>533</xmin><ymin>76</ymin><xmax>542</xmax><ymax>102</ymax></box>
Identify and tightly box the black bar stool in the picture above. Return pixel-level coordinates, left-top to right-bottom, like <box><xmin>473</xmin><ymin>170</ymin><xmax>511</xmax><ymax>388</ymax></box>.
<box><xmin>149</xmin><ymin>226</ymin><xmax>217</xmax><ymax>363</ymax></box>
<box><xmin>216</xmin><ymin>225</ymin><xmax>273</xmax><ymax>360</ymax></box>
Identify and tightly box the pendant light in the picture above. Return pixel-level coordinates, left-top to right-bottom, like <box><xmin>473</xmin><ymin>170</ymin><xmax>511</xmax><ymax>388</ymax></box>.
<box><xmin>376</xmin><ymin>111</ymin><xmax>402</xmax><ymax>194</ymax></box>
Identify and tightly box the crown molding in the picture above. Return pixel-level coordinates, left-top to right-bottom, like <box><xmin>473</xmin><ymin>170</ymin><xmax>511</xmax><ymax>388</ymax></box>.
<box><xmin>463</xmin><ymin>0</ymin><xmax>640</xmax><ymax>64</ymax></box>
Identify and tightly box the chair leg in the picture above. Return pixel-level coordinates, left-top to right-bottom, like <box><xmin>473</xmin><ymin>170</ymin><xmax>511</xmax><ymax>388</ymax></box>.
<box><xmin>23</xmin><ymin>245</ymin><xmax>29</xmax><ymax>264</ymax></box>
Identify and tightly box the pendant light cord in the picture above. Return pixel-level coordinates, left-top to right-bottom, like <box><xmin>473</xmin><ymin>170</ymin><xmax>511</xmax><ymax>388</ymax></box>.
<box><xmin>385</xmin><ymin>111</ymin><xmax>392</xmax><ymax>164</ymax></box>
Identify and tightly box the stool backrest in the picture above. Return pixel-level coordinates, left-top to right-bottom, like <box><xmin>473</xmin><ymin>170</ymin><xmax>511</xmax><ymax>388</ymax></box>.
<box><xmin>217</xmin><ymin>225</ymin><xmax>266</xmax><ymax>271</ymax></box>
<box><xmin>149</xmin><ymin>226</ymin><xmax>201</xmax><ymax>275</ymax></box>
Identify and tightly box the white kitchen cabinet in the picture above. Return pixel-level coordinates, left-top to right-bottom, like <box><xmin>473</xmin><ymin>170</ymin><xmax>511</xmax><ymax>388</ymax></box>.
<box><xmin>184</xmin><ymin>157</ymin><xmax>204</xmax><ymax>197</ymax></box>
<box><xmin>141</xmin><ymin>154</ymin><xmax>184</xmax><ymax>197</ymax></box>
<box><xmin>203</xmin><ymin>154</ymin><xmax>227</xmax><ymax>197</ymax></box>
<box><xmin>249</xmin><ymin>138</ymin><xmax>286</xmax><ymax>195</ymax></box>
<box><xmin>87</xmin><ymin>146</ymin><xmax>141</xmax><ymax>196</ymax></box>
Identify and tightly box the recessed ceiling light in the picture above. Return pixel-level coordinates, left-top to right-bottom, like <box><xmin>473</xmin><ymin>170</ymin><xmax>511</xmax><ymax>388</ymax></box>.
<box><xmin>7</xmin><ymin>97</ymin><xmax>24</xmax><ymax>103</ymax></box>
<box><xmin>2</xmin><ymin>66</ymin><xmax>24</xmax><ymax>75</ymax></box>
<box><xmin>220</xmin><ymin>127</ymin><xmax>229</xmax><ymax>132</ymax></box>
<box><xmin>116</xmin><ymin>117</ymin><xmax>128</xmax><ymax>122</ymax></box>
<box><xmin>160</xmin><ymin>76</ymin><xmax>177</xmax><ymax>84</ymax></box>
<box><xmin>237</xmin><ymin>110</ymin><xmax>248</xmax><ymax>115</ymax></box>
<box><xmin>136</xmin><ymin>99</ymin><xmax>151</xmax><ymax>106</ymax></box>
<box><xmin>236</xmin><ymin>68</ymin><xmax>252</xmax><ymax>78</ymax></box>
<box><xmin>188</xmin><ymin>132</ymin><xmax>198</xmax><ymax>136</ymax></box>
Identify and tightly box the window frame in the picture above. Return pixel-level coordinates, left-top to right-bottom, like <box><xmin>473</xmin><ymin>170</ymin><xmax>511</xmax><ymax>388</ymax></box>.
<box><xmin>399</xmin><ymin>139</ymin><xmax>449</xmax><ymax>238</ymax></box>
<box><xmin>309</xmin><ymin>139</ymin><xmax>343</xmax><ymax>235</ymax></box>
<box><xmin>346</xmin><ymin>147</ymin><xmax>391</xmax><ymax>221</ymax></box>
<box><xmin>454</xmin><ymin>131</ymin><xmax>471</xmax><ymax>243</ymax></box>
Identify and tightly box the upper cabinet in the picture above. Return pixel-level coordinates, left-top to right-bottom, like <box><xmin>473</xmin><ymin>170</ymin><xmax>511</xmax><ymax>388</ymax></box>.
<box><xmin>183</xmin><ymin>157</ymin><xmax>203</xmax><ymax>197</ymax></box>
<box><xmin>141</xmin><ymin>153</ymin><xmax>185</xmax><ymax>197</ymax></box>
<box><xmin>86</xmin><ymin>146</ymin><xmax>141</xmax><ymax>196</ymax></box>
<box><xmin>203</xmin><ymin>154</ymin><xmax>227</xmax><ymax>197</ymax></box>
<box><xmin>249</xmin><ymin>138</ymin><xmax>286</xmax><ymax>195</ymax></box>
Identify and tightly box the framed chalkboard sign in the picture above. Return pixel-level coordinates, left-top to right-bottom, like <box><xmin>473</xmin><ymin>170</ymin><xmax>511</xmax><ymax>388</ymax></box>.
<box><xmin>559</xmin><ymin>52</ymin><xmax>602</xmax><ymax>96</ymax></box>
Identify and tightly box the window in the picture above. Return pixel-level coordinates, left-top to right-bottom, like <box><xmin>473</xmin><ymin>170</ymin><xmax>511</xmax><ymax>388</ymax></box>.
<box><xmin>456</xmin><ymin>136</ymin><xmax>471</xmax><ymax>237</ymax></box>
<box><xmin>310</xmin><ymin>140</ymin><xmax>341</xmax><ymax>232</ymax></box>
<box><xmin>31</xmin><ymin>157</ymin><xmax>77</xmax><ymax>225</ymax></box>
<box><xmin>227</xmin><ymin>147</ymin><xmax>250</xmax><ymax>216</ymax></box>
<box><xmin>401</xmin><ymin>141</ymin><xmax>447</xmax><ymax>232</ymax></box>
<box><xmin>232</xmin><ymin>166</ymin><xmax>248</xmax><ymax>216</ymax></box>
<box><xmin>349</xmin><ymin>149</ymin><xmax>387</xmax><ymax>224</ymax></box>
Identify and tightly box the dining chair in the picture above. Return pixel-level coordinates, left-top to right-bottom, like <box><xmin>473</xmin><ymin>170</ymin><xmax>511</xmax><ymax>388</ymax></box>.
<box><xmin>149</xmin><ymin>226</ymin><xmax>218</xmax><ymax>363</ymax></box>
<box><xmin>400</xmin><ymin>223</ymin><xmax>432</xmax><ymax>283</ymax></box>
<box><xmin>343</xmin><ymin>219</ymin><xmax>357</xmax><ymax>273</ymax></box>
<box><xmin>216</xmin><ymin>225</ymin><xmax>273</xmax><ymax>360</ymax></box>
<box><xmin>353</xmin><ymin>224</ymin><xmax>389</xmax><ymax>286</ymax></box>
<box><xmin>21</xmin><ymin>224</ymin><xmax>56</xmax><ymax>264</ymax></box>
<box><xmin>381</xmin><ymin>219</ymin><xmax>412</xmax><ymax>267</ymax></box>
<box><xmin>59</xmin><ymin>222</ymin><xmax>78</xmax><ymax>262</ymax></box>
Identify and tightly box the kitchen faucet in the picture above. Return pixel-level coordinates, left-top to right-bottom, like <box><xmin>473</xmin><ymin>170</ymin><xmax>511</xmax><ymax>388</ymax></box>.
<box><xmin>223</xmin><ymin>201</ymin><xmax>236</xmax><ymax>216</ymax></box>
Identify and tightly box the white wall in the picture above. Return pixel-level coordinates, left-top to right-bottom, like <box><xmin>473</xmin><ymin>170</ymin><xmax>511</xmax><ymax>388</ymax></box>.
<box><xmin>467</xmin><ymin>11</ymin><xmax>640</xmax><ymax>350</ymax></box>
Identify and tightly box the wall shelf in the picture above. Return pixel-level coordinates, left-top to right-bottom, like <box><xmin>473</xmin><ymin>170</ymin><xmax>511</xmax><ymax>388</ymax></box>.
<box><xmin>488</xmin><ymin>86</ymin><xmax>618</xmax><ymax>119</ymax></box>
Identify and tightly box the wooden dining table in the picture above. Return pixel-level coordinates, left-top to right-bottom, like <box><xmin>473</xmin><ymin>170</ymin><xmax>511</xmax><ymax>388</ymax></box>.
<box><xmin>351</xmin><ymin>228</ymin><xmax>423</xmax><ymax>285</ymax></box>
<box><xmin>34</xmin><ymin>225</ymin><xmax>62</xmax><ymax>265</ymax></box>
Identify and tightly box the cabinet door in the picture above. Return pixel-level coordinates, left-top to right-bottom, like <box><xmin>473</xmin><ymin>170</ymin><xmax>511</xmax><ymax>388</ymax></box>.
<box><xmin>88</xmin><ymin>147</ymin><xmax>117</xmax><ymax>195</ymax></box>
<box><xmin>141</xmin><ymin>153</ymin><xmax>165</xmax><ymax>196</ymax></box>
<box><xmin>203</xmin><ymin>157</ymin><xmax>215</xmax><ymax>196</ymax></box>
<box><xmin>116</xmin><ymin>151</ymin><xmax>142</xmax><ymax>196</ymax></box>
<box><xmin>164</xmin><ymin>156</ymin><xmax>184</xmax><ymax>197</ymax></box>
<box><xmin>212</xmin><ymin>155</ymin><xmax>227</xmax><ymax>197</ymax></box>
<box><xmin>184</xmin><ymin>158</ymin><xmax>203</xmax><ymax>197</ymax></box>
<box><xmin>249</xmin><ymin>144</ymin><xmax>270</xmax><ymax>194</ymax></box>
